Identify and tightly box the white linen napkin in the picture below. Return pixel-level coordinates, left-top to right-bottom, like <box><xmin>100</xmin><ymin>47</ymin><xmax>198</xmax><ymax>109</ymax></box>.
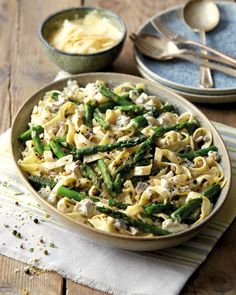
<box><xmin>0</xmin><ymin>72</ymin><xmax>235</xmax><ymax>295</ymax></box>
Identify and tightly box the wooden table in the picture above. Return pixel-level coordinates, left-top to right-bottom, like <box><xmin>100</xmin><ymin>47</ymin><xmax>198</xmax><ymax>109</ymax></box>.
<box><xmin>0</xmin><ymin>0</ymin><xmax>235</xmax><ymax>294</ymax></box>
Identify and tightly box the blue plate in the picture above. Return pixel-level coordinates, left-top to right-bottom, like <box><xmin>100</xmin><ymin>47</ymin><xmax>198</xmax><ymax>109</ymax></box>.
<box><xmin>135</xmin><ymin>2</ymin><xmax>236</xmax><ymax>95</ymax></box>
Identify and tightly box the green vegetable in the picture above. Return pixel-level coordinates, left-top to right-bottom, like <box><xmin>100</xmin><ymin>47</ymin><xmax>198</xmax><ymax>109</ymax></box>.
<box><xmin>93</xmin><ymin>109</ymin><xmax>110</xmax><ymax>130</ymax></box>
<box><xmin>51</xmin><ymin>92</ymin><xmax>60</xmax><ymax>101</ymax></box>
<box><xmin>49</xmin><ymin>140</ymin><xmax>66</xmax><ymax>158</ymax></box>
<box><xmin>171</xmin><ymin>198</ymin><xmax>203</xmax><ymax>222</ymax></box>
<box><xmin>149</xmin><ymin>104</ymin><xmax>175</xmax><ymax>117</ymax></box>
<box><xmin>98</xmin><ymin>101</ymin><xmax>116</xmax><ymax>113</ymax></box>
<box><xmin>152</xmin><ymin>122</ymin><xmax>199</xmax><ymax>134</ymax></box>
<box><xmin>28</xmin><ymin>175</ymin><xmax>56</xmax><ymax>190</ymax></box>
<box><xmin>114</xmin><ymin>105</ymin><xmax>143</xmax><ymax>114</ymax></box>
<box><xmin>132</xmin><ymin>115</ymin><xmax>148</xmax><ymax>128</ymax></box>
<box><xmin>134</xmin><ymin>122</ymin><xmax>199</xmax><ymax>163</ymax></box>
<box><xmin>145</xmin><ymin>203</ymin><xmax>176</xmax><ymax>215</ymax></box>
<box><xmin>108</xmin><ymin>199</ymin><xmax>130</xmax><ymax>210</ymax></box>
<box><xmin>178</xmin><ymin>145</ymin><xmax>218</xmax><ymax>160</ymax></box>
<box><xmin>97</xmin><ymin>159</ymin><xmax>113</xmax><ymax>193</ymax></box>
<box><xmin>100</xmin><ymin>86</ymin><xmax>133</xmax><ymax>106</ymax></box>
<box><xmin>114</xmin><ymin>104</ymin><xmax>175</xmax><ymax>118</ymax></box>
<box><xmin>29</xmin><ymin>175</ymin><xmax>97</xmax><ymax>203</ymax></box>
<box><xmin>203</xmin><ymin>184</ymin><xmax>221</xmax><ymax>204</ymax></box>
<box><xmin>96</xmin><ymin>206</ymin><xmax>170</xmax><ymax>236</ymax></box>
<box><xmin>84</xmin><ymin>103</ymin><xmax>95</xmax><ymax>128</ymax></box>
<box><xmin>81</xmin><ymin>164</ymin><xmax>101</xmax><ymax>189</ymax></box>
<box><xmin>73</xmin><ymin>134</ymin><xmax>147</xmax><ymax>159</ymax></box>
<box><xmin>113</xmin><ymin>173</ymin><xmax>126</xmax><ymax>194</ymax></box>
<box><xmin>20</xmin><ymin>125</ymin><xmax>43</xmax><ymax>142</ymax></box>
<box><xmin>44</xmin><ymin>144</ymin><xmax>51</xmax><ymax>151</ymax></box>
<box><xmin>57</xmin><ymin>186</ymin><xmax>86</xmax><ymax>202</ymax></box>
<box><xmin>31</xmin><ymin>127</ymin><xmax>44</xmax><ymax>155</ymax></box>
<box><xmin>171</xmin><ymin>184</ymin><xmax>221</xmax><ymax>222</ymax></box>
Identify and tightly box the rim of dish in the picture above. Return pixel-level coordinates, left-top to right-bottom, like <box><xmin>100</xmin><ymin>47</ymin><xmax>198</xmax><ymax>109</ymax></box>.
<box><xmin>136</xmin><ymin>63</ymin><xmax>236</xmax><ymax>104</ymax></box>
<box><xmin>136</xmin><ymin>1</ymin><xmax>236</xmax><ymax>94</ymax></box>
<box><xmin>39</xmin><ymin>6</ymin><xmax>127</xmax><ymax>57</ymax></box>
<box><xmin>10</xmin><ymin>72</ymin><xmax>232</xmax><ymax>241</ymax></box>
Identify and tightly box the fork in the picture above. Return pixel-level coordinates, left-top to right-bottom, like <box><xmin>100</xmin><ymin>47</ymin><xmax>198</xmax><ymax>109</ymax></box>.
<box><xmin>131</xmin><ymin>33</ymin><xmax>236</xmax><ymax>78</ymax></box>
<box><xmin>151</xmin><ymin>19</ymin><xmax>236</xmax><ymax>67</ymax></box>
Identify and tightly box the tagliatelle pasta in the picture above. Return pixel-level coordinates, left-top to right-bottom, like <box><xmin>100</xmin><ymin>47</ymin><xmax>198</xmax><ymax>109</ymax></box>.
<box><xmin>18</xmin><ymin>80</ymin><xmax>226</xmax><ymax>237</ymax></box>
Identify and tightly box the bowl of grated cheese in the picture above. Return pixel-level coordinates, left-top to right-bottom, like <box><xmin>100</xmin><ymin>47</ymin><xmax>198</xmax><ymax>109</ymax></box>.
<box><xmin>39</xmin><ymin>7</ymin><xmax>127</xmax><ymax>74</ymax></box>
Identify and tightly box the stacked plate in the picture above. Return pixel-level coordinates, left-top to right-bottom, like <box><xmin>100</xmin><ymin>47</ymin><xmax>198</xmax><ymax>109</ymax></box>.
<box><xmin>134</xmin><ymin>2</ymin><xmax>236</xmax><ymax>104</ymax></box>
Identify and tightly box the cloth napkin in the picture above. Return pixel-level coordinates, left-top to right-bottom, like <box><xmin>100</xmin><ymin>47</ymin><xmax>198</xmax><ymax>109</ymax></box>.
<box><xmin>0</xmin><ymin>72</ymin><xmax>235</xmax><ymax>295</ymax></box>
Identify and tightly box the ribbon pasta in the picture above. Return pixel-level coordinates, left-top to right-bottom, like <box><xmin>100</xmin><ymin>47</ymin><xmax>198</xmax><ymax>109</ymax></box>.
<box><xmin>18</xmin><ymin>80</ymin><xmax>226</xmax><ymax>237</ymax></box>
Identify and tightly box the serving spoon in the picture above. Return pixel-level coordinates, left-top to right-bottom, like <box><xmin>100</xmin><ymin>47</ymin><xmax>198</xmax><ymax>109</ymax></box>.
<box><xmin>183</xmin><ymin>0</ymin><xmax>220</xmax><ymax>88</ymax></box>
<box><xmin>130</xmin><ymin>33</ymin><xmax>236</xmax><ymax>78</ymax></box>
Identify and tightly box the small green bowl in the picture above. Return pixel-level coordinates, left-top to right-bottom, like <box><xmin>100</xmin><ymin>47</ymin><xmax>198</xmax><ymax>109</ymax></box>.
<box><xmin>39</xmin><ymin>7</ymin><xmax>127</xmax><ymax>74</ymax></box>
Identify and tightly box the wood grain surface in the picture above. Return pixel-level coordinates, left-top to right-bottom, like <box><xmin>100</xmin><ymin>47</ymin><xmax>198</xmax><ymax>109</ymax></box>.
<box><xmin>0</xmin><ymin>0</ymin><xmax>235</xmax><ymax>294</ymax></box>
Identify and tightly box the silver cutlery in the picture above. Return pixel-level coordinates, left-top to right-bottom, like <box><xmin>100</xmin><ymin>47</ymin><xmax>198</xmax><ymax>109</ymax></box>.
<box><xmin>183</xmin><ymin>0</ymin><xmax>220</xmax><ymax>88</ymax></box>
<box><xmin>130</xmin><ymin>33</ymin><xmax>236</xmax><ymax>78</ymax></box>
<box><xmin>150</xmin><ymin>18</ymin><xmax>236</xmax><ymax>68</ymax></box>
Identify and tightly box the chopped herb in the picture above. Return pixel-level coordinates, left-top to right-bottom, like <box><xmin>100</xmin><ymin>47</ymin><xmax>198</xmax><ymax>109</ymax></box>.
<box><xmin>43</xmin><ymin>249</ymin><xmax>49</xmax><ymax>255</ymax></box>
<box><xmin>29</xmin><ymin>248</ymin><xmax>34</xmax><ymax>253</ymax></box>
<box><xmin>15</xmin><ymin>192</ymin><xmax>24</xmax><ymax>195</ymax></box>
<box><xmin>49</xmin><ymin>242</ymin><xmax>56</xmax><ymax>248</ymax></box>
<box><xmin>4</xmin><ymin>224</ymin><xmax>10</xmax><ymax>228</ymax></box>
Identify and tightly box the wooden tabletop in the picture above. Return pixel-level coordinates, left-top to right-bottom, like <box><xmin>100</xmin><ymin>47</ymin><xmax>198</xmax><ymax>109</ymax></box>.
<box><xmin>0</xmin><ymin>0</ymin><xmax>235</xmax><ymax>294</ymax></box>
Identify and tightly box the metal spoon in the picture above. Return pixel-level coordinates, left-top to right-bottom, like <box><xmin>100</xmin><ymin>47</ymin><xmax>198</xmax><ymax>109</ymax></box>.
<box><xmin>130</xmin><ymin>33</ymin><xmax>236</xmax><ymax>78</ymax></box>
<box><xmin>183</xmin><ymin>0</ymin><xmax>220</xmax><ymax>88</ymax></box>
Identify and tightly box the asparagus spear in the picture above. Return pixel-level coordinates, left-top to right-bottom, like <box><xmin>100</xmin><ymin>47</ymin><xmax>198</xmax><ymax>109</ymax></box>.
<box><xmin>114</xmin><ymin>104</ymin><xmax>174</xmax><ymax>117</ymax></box>
<box><xmin>171</xmin><ymin>198</ymin><xmax>203</xmax><ymax>222</ymax></box>
<box><xmin>98</xmin><ymin>101</ymin><xmax>116</xmax><ymax>113</ymax></box>
<box><xmin>171</xmin><ymin>184</ymin><xmax>221</xmax><ymax>222</ymax></box>
<box><xmin>20</xmin><ymin>125</ymin><xmax>43</xmax><ymax>141</ymax></box>
<box><xmin>145</xmin><ymin>203</ymin><xmax>176</xmax><ymax>215</ymax></box>
<box><xmin>97</xmin><ymin>159</ymin><xmax>113</xmax><ymax>193</ymax></box>
<box><xmin>93</xmin><ymin>109</ymin><xmax>110</xmax><ymax>130</ymax></box>
<box><xmin>149</xmin><ymin>104</ymin><xmax>175</xmax><ymax>117</ymax></box>
<box><xmin>72</xmin><ymin>134</ymin><xmax>147</xmax><ymax>158</ymax></box>
<box><xmin>108</xmin><ymin>199</ymin><xmax>131</xmax><ymax>210</ymax></box>
<box><xmin>152</xmin><ymin>122</ymin><xmax>199</xmax><ymax>134</ymax></box>
<box><xmin>203</xmin><ymin>184</ymin><xmax>221</xmax><ymax>204</ymax></box>
<box><xmin>57</xmin><ymin>186</ymin><xmax>86</xmax><ymax>202</ymax></box>
<box><xmin>114</xmin><ymin>105</ymin><xmax>143</xmax><ymax>114</ymax></box>
<box><xmin>96</xmin><ymin>206</ymin><xmax>170</xmax><ymax>236</ymax></box>
<box><xmin>113</xmin><ymin>173</ymin><xmax>126</xmax><ymax>194</ymax></box>
<box><xmin>31</xmin><ymin>127</ymin><xmax>44</xmax><ymax>155</ymax></box>
<box><xmin>132</xmin><ymin>115</ymin><xmax>148</xmax><ymax>128</ymax></box>
<box><xmin>28</xmin><ymin>175</ymin><xmax>56</xmax><ymax>190</ymax></box>
<box><xmin>84</xmin><ymin>103</ymin><xmax>95</xmax><ymax>128</ymax></box>
<box><xmin>100</xmin><ymin>86</ymin><xmax>134</xmax><ymax>106</ymax></box>
<box><xmin>28</xmin><ymin>175</ymin><xmax>90</xmax><ymax>202</ymax></box>
<box><xmin>49</xmin><ymin>140</ymin><xmax>67</xmax><ymax>158</ymax></box>
<box><xmin>81</xmin><ymin>164</ymin><xmax>101</xmax><ymax>189</ymax></box>
<box><xmin>177</xmin><ymin>145</ymin><xmax>218</xmax><ymax>160</ymax></box>
<box><xmin>134</xmin><ymin>122</ymin><xmax>199</xmax><ymax>163</ymax></box>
